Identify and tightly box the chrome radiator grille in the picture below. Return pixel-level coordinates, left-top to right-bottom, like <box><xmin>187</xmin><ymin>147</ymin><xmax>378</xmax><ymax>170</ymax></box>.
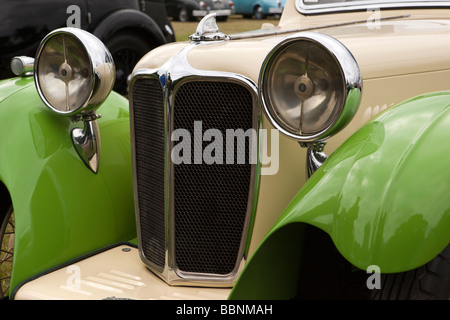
<box><xmin>131</xmin><ymin>74</ymin><xmax>257</xmax><ymax>284</ymax></box>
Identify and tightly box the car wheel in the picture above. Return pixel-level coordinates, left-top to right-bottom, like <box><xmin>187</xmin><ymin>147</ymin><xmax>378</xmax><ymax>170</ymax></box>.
<box><xmin>254</xmin><ymin>6</ymin><xmax>265</xmax><ymax>20</ymax></box>
<box><xmin>370</xmin><ymin>245</ymin><xmax>450</xmax><ymax>300</ymax></box>
<box><xmin>0</xmin><ymin>205</ymin><xmax>14</xmax><ymax>298</ymax></box>
<box><xmin>297</xmin><ymin>226</ymin><xmax>450</xmax><ymax>300</ymax></box>
<box><xmin>338</xmin><ymin>244</ymin><xmax>450</xmax><ymax>300</ymax></box>
<box><xmin>216</xmin><ymin>16</ymin><xmax>228</xmax><ymax>22</ymax></box>
<box><xmin>178</xmin><ymin>7</ymin><xmax>191</xmax><ymax>22</ymax></box>
<box><xmin>106</xmin><ymin>32</ymin><xmax>153</xmax><ymax>96</ymax></box>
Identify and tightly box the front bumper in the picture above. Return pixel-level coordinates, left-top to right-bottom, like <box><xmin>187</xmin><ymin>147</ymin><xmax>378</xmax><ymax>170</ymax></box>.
<box><xmin>192</xmin><ymin>9</ymin><xmax>233</xmax><ymax>17</ymax></box>
<box><xmin>13</xmin><ymin>244</ymin><xmax>230</xmax><ymax>300</ymax></box>
<box><xmin>268</xmin><ymin>8</ymin><xmax>283</xmax><ymax>14</ymax></box>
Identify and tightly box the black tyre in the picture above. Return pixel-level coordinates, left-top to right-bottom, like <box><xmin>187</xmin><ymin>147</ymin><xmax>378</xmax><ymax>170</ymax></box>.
<box><xmin>339</xmin><ymin>245</ymin><xmax>450</xmax><ymax>300</ymax></box>
<box><xmin>106</xmin><ymin>32</ymin><xmax>153</xmax><ymax>96</ymax></box>
<box><xmin>253</xmin><ymin>6</ymin><xmax>265</xmax><ymax>20</ymax></box>
<box><xmin>0</xmin><ymin>205</ymin><xmax>14</xmax><ymax>298</ymax></box>
<box><xmin>371</xmin><ymin>245</ymin><xmax>450</xmax><ymax>300</ymax></box>
<box><xmin>178</xmin><ymin>7</ymin><xmax>191</xmax><ymax>22</ymax></box>
<box><xmin>296</xmin><ymin>226</ymin><xmax>449</xmax><ymax>300</ymax></box>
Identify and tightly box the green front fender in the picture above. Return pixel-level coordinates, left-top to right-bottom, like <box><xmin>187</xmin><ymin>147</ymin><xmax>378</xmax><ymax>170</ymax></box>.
<box><xmin>230</xmin><ymin>91</ymin><xmax>450</xmax><ymax>299</ymax></box>
<box><xmin>0</xmin><ymin>78</ymin><xmax>135</xmax><ymax>295</ymax></box>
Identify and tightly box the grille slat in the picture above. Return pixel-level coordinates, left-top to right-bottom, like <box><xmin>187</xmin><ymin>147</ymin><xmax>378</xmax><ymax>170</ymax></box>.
<box><xmin>132</xmin><ymin>77</ymin><xmax>254</xmax><ymax>279</ymax></box>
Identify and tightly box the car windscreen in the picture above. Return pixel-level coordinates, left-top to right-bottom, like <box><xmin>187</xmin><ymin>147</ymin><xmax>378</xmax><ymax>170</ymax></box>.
<box><xmin>297</xmin><ymin>0</ymin><xmax>450</xmax><ymax>14</ymax></box>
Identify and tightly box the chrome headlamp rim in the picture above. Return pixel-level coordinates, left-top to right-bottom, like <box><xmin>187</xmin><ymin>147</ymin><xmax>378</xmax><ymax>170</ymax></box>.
<box><xmin>259</xmin><ymin>31</ymin><xmax>362</xmax><ymax>143</ymax></box>
<box><xmin>34</xmin><ymin>27</ymin><xmax>115</xmax><ymax>117</ymax></box>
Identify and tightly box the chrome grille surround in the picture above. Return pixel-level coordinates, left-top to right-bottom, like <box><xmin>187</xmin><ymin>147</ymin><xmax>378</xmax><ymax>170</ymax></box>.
<box><xmin>129</xmin><ymin>44</ymin><xmax>260</xmax><ymax>287</ymax></box>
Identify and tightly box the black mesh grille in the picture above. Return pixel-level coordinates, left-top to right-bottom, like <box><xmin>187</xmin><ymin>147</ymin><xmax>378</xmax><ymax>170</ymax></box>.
<box><xmin>173</xmin><ymin>81</ymin><xmax>253</xmax><ymax>275</ymax></box>
<box><xmin>132</xmin><ymin>78</ymin><xmax>166</xmax><ymax>269</ymax></box>
<box><xmin>132</xmin><ymin>78</ymin><xmax>254</xmax><ymax>277</ymax></box>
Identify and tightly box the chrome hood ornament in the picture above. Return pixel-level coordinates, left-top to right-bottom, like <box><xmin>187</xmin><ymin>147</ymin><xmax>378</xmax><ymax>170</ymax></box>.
<box><xmin>189</xmin><ymin>13</ymin><xmax>229</xmax><ymax>42</ymax></box>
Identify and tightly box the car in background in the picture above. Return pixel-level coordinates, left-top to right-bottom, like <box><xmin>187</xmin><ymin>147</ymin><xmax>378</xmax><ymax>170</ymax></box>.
<box><xmin>165</xmin><ymin>0</ymin><xmax>234</xmax><ymax>22</ymax></box>
<box><xmin>0</xmin><ymin>0</ymin><xmax>175</xmax><ymax>95</ymax></box>
<box><xmin>233</xmin><ymin>0</ymin><xmax>285</xmax><ymax>19</ymax></box>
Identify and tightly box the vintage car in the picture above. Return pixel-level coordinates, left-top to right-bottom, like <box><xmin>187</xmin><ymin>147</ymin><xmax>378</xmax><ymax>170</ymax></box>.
<box><xmin>165</xmin><ymin>0</ymin><xmax>234</xmax><ymax>22</ymax></box>
<box><xmin>233</xmin><ymin>0</ymin><xmax>286</xmax><ymax>19</ymax></box>
<box><xmin>1</xmin><ymin>0</ymin><xmax>449</xmax><ymax>300</ymax></box>
<box><xmin>0</xmin><ymin>0</ymin><xmax>175</xmax><ymax>95</ymax></box>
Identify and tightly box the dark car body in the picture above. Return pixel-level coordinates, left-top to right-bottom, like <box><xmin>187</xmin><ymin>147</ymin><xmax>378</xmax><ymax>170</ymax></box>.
<box><xmin>0</xmin><ymin>0</ymin><xmax>175</xmax><ymax>94</ymax></box>
<box><xmin>165</xmin><ymin>0</ymin><xmax>234</xmax><ymax>22</ymax></box>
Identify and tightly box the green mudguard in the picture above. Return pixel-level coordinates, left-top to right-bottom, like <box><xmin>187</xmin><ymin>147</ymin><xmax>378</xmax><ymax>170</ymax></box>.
<box><xmin>0</xmin><ymin>78</ymin><xmax>135</xmax><ymax>295</ymax></box>
<box><xmin>230</xmin><ymin>91</ymin><xmax>450</xmax><ymax>299</ymax></box>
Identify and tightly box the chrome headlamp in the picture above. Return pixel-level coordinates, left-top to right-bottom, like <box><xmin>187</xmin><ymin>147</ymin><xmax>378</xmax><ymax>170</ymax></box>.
<box><xmin>34</xmin><ymin>27</ymin><xmax>115</xmax><ymax>116</ymax></box>
<box><xmin>260</xmin><ymin>32</ymin><xmax>361</xmax><ymax>143</ymax></box>
<box><xmin>34</xmin><ymin>28</ymin><xmax>116</xmax><ymax>173</ymax></box>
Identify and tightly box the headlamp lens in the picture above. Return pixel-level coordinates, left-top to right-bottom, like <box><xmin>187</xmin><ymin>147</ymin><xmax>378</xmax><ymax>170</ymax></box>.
<box><xmin>264</xmin><ymin>40</ymin><xmax>345</xmax><ymax>136</ymax></box>
<box><xmin>260</xmin><ymin>32</ymin><xmax>361</xmax><ymax>142</ymax></box>
<box><xmin>37</xmin><ymin>33</ymin><xmax>92</xmax><ymax>114</ymax></box>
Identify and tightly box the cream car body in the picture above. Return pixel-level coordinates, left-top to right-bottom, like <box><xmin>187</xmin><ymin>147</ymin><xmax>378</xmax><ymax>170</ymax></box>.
<box><xmin>134</xmin><ymin>0</ymin><xmax>450</xmax><ymax>266</ymax></box>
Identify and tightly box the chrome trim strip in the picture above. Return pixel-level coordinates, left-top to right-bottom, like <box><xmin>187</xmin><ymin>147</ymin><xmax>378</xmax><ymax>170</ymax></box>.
<box><xmin>129</xmin><ymin>43</ymin><xmax>261</xmax><ymax>287</ymax></box>
<box><xmin>296</xmin><ymin>0</ymin><xmax>450</xmax><ymax>15</ymax></box>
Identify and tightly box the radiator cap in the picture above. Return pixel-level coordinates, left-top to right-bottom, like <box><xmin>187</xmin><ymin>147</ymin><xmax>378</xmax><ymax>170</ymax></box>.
<box><xmin>189</xmin><ymin>13</ymin><xmax>229</xmax><ymax>42</ymax></box>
